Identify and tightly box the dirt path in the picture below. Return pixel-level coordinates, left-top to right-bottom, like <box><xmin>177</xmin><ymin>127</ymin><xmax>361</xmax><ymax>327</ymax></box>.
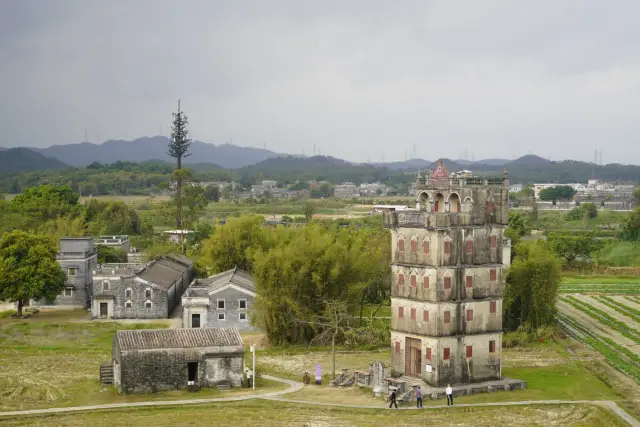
<box><xmin>556</xmin><ymin>300</ymin><xmax>638</xmax><ymax>350</ymax></box>
<box><xmin>575</xmin><ymin>296</ymin><xmax>639</xmax><ymax>328</ymax></box>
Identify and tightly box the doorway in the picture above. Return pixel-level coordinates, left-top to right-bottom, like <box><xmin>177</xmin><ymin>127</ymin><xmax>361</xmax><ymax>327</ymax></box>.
<box><xmin>191</xmin><ymin>314</ymin><xmax>201</xmax><ymax>328</ymax></box>
<box><xmin>187</xmin><ymin>362</ymin><xmax>198</xmax><ymax>383</ymax></box>
<box><xmin>405</xmin><ymin>337</ymin><xmax>422</xmax><ymax>377</ymax></box>
<box><xmin>99</xmin><ymin>302</ymin><xmax>108</xmax><ymax>319</ymax></box>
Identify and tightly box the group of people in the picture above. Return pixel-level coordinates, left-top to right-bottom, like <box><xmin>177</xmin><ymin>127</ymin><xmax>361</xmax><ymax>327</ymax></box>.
<box><xmin>388</xmin><ymin>384</ymin><xmax>454</xmax><ymax>408</ymax></box>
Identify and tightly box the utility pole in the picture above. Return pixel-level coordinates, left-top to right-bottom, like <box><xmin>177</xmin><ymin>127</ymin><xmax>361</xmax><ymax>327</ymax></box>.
<box><xmin>250</xmin><ymin>344</ymin><xmax>256</xmax><ymax>390</ymax></box>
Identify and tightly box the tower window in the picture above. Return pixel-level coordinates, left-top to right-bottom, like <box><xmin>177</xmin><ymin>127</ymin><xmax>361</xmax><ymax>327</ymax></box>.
<box><xmin>466</xmin><ymin>345</ymin><xmax>473</xmax><ymax>358</ymax></box>
<box><xmin>398</xmin><ymin>307</ymin><xmax>404</xmax><ymax>318</ymax></box>
<box><xmin>466</xmin><ymin>276</ymin><xmax>473</xmax><ymax>288</ymax></box>
<box><xmin>395</xmin><ymin>342</ymin><xmax>401</xmax><ymax>353</ymax></box>
<box><xmin>423</xmin><ymin>241</ymin><xmax>430</xmax><ymax>255</ymax></box>
<box><xmin>487</xmin><ymin>201</ymin><xmax>494</xmax><ymax>214</ymax></box>
<box><xmin>398</xmin><ymin>238</ymin><xmax>405</xmax><ymax>252</ymax></box>
<box><xmin>490</xmin><ymin>301</ymin><xmax>497</xmax><ymax>314</ymax></box>
<box><xmin>466</xmin><ymin>240</ymin><xmax>473</xmax><ymax>254</ymax></box>
<box><xmin>466</xmin><ymin>309</ymin><xmax>473</xmax><ymax>321</ymax></box>
<box><xmin>489</xmin><ymin>340</ymin><xmax>496</xmax><ymax>353</ymax></box>
<box><xmin>410</xmin><ymin>275</ymin><xmax>416</xmax><ymax>287</ymax></box>
<box><xmin>490</xmin><ymin>269</ymin><xmax>497</xmax><ymax>281</ymax></box>
<box><xmin>423</xmin><ymin>276</ymin><xmax>430</xmax><ymax>289</ymax></box>
<box><xmin>444</xmin><ymin>310</ymin><xmax>451</xmax><ymax>324</ymax></box>
<box><xmin>425</xmin><ymin>348</ymin><xmax>432</xmax><ymax>361</ymax></box>
<box><xmin>398</xmin><ymin>273</ymin><xmax>405</xmax><ymax>286</ymax></box>
<box><xmin>423</xmin><ymin>310</ymin><xmax>429</xmax><ymax>322</ymax></box>
<box><xmin>490</xmin><ymin>236</ymin><xmax>497</xmax><ymax>249</ymax></box>
<box><xmin>410</xmin><ymin>239</ymin><xmax>417</xmax><ymax>253</ymax></box>
<box><xmin>410</xmin><ymin>308</ymin><xmax>416</xmax><ymax>320</ymax></box>
<box><xmin>443</xmin><ymin>347</ymin><xmax>450</xmax><ymax>360</ymax></box>
<box><xmin>444</xmin><ymin>276</ymin><xmax>452</xmax><ymax>289</ymax></box>
<box><xmin>444</xmin><ymin>241</ymin><xmax>451</xmax><ymax>255</ymax></box>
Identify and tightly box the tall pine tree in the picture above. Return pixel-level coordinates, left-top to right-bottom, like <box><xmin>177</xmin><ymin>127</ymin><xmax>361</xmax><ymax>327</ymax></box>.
<box><xmin>167</xmin><ymin>100</ymin><xmax>192</xmax><ymax>230</ymax></box>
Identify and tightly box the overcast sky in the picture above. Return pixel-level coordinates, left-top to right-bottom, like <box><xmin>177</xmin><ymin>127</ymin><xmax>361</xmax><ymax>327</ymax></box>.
<box><xmin>1</xmin><ymin>0</ymin><xmax>639</xmax><ymax>164</ymax></box>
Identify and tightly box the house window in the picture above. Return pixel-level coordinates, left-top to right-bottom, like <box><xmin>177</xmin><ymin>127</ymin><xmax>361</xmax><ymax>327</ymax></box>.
<box><xmin>145</xmin><ymin>301</ymin><xmax>152</xmax><ymax>310</ymax></box>
<box><xmin>490</xmin><ymin>301</ymin><xmax>497</xmax><ymax>314</ymax></box>
<box><xmin>125</xmin><ymin>288</ymin><xmax>132</xmax><ymax>298</ymax></box>
<box><xmin>490</xmin><ymin>236</ymin><xmax>497</xmax><ymax>249</ymax></box>
<box><xmin>398</xmin><ymin>273</ymin><xmax>404</xmax><ymax>286</ymax></box>
<box><xmin>102</xmin><ymin>280</ymin><xmax>110</xmax><ymax>291</ymax></box>
<box><xmin>410</xmin><ymin>308</ymin><xmax>416</xmax><ymax>320</ymax></box>
<box><xmin>395</xmin><ymin>342</ymin><xmax>401</xmax><ymax>353</ymax></box>
<box><xmin>423</xmin><ymin>276</ymin><xmax>430</xmax><ymax>289</ymax></box>
<box><xmin>466</xmin><ymin>345</ymin><xmax>473</xmax><ymax>358</ymax></box>
<box><xmin>145</xmin><ymin>289</ymin><xmax>152</xmax><ymax>299</ymax></box>
<box><xmin>444</xmin><ymin>310</ymin><xmax>451</xmax><ymax>324</ymax></box>
<box><xmin>423</xmin><ymin>241</ymin><xmax>430</xmax><ymax>255</ymax></box>
<box><xmin>487</xmin><ymin>201</ymin><xmax>494</xmax><ymax>214</ymax></box>
<box><xmin>443</xmin><ymin>347</ymin><xmax>450</xmax><ymax>360</ymax></box>
<box><xmin>444</xmin><ymin>276</ymin><xmax>452</xmax><ymax>289</ymax></box>
<box><xmin>444</xmin><ymin>241</ymin><xmax>451</xmax><ymax>255</ymax></box>
<box><xmin>125</xmin><ymin>300</ymin><xmax>132</xmax><ymax>309</ymax></box>
<box><xmin>398</xmin><ymin>238</ymin><xmax>405</xmax><ymax>252</ymax></box>
<box><xmin>239</xmin><ymin>312</ymin><xmax>247</xmax><ymax>321</ymax></box>
<box><xmin>218</xmin><ymin>312</ymin><xmax>226</xmax><ymax>320</ymax></box>
<box><xmin>67</xmin><ymin>268</ymin><xmax>77</xmax><ymax>276</ymax></box>
<box><xmin>410</xmin><ymin>275</ymin><xmax>416</xmax><ymax>288</ymax></box>
<box><xmin>64</xmin><ymin>288</ymin><xmax>73</xmax><ymax>297</ymax></box>
<box><xmin>398</xmin><ymin>306</ymin><xmax>404</xmax><ymax>318</ymax></box>
<box><xmin>466</xmin><ymin>240</ymin><xmax>473</xmax><ymax>254</ymax></box>
<box><xmin>238</xmin><ymin>299</ymin><xmax>247</xmax><ymax>309</ymax></box>
<box><xmin>423</xmin><ymin>310</ymin><xmax>429</xmax><ymax>322</ymax></box>
<box><xmin>490</xmin><ymin>269</ymin><xmax>497</xmax><ymax>281</ymax></box>
<box><xmin>425</xmin><ymin>347</ymin><xmax>432</xmax><ymax>361</ymax></box>
<box><xmin>489</xmin><ymin>340</ymin><xmax>496</xmax><ymax>353</ymax></box>
<box><xmin>191</xmin><ymin>314</ymin><xmax>201</xmax><ymax>328</ymax></box>
<box><xmin>217</xmin><ymin>299</ymin><xmax>225</xmax><ymax>309</ymax></box>
<box><xmin>466</xmin><ymin>309</ymin><xmax>473</xmax><ymax>321</ymax></box>
<box><xmin>466</xmin><ymin>276</ymin><xmax>473</xmax><ymax>288</ymax></box>
<box><xmin>410</xmin><ymin>239</ymin><xmax>417</xmax><ymax>253</ymax></box>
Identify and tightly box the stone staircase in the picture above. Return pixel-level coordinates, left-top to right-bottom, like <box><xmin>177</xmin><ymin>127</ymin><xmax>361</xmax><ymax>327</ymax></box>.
<box><xmin>100</xmin><ymin>363</ymin><xmax>114</xmax><ymax>387</ymax></box>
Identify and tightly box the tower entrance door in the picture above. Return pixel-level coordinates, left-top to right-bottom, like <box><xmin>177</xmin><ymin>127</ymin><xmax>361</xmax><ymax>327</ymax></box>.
<box><xmin>405</xmin><ymin>337</ymin><xmax>422</xmax><ymax>377</ymax></box>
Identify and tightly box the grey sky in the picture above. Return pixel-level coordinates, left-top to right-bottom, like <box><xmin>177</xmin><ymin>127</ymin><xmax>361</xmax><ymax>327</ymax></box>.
<box><xmin>1</xmin><ymin>0</ymin><xmax>639</xmax><ymax>164</ymax></box>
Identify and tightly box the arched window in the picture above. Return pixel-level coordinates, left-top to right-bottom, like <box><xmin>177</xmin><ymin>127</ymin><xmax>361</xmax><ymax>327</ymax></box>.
<box><xmin>423</xmin><ymin>240</ymin><xmax>430</xmax><ymax>256</ymax></box>
<box><xmin>145</xmin><ymin>288</ymin><xmax>152</xmax><ymax>299</ymax></box>
<box><xmin>397</xmin><ymin>272</ymin><xmax>405</xmax><ymax>286</ymax></box>
<box><xmin>466</xmin><ymin>239</ymin><xmax>473</xmax><ymax>255</ymax></box>
<box><xmin>449</xmin><ymin>193</ymin><xmax>461</xmax><ymax>213</ymax></box>
<box><xmin>397</xmin><ymin>237</ymin><xmax>405</xmax><ymax>252</ymax></box>
<box><xmin>410</xmin><ymin>238</ymin><xmax>418</xmax><ymax>253</ymax></box>
<box><xmin>410</xmin><ymin>274</ymin><xmax>417</xmax><ymax>287</ymax></box>
<box><xmin>434</xmin><ymin>193</ymin><xmax>445</xmax><ymax>213</ymax></box>
<box><xmin>487</xmin><ymin>201</ymin><xmax>495</xmax><ymax>214</ymax></box>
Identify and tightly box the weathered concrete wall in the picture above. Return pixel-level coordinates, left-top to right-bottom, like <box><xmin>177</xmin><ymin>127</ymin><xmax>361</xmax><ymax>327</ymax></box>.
<box><xmin>117</xmin><ymin>346</ymin><xmax>243</xmax><ymax>394</ymax></box>
<box><xmin>199</xmin><ymin>287</ymin><xmax>256</xmax><ymax>331</ymax></box>
<box><xmin>92</xmin><ymin>275</ymin><xmax>170</xmax><ymax>319</ymax></box>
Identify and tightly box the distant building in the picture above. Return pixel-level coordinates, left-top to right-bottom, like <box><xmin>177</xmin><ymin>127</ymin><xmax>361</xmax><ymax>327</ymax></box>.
<box><xmin>95</xmin><ymin>235</ymin><xmax>131</xmax><ymax>253</ymax></box>
<box><xmin>509</xmin><ymin>184</ymin><xmax>523</xmax><ymax>193</ymax></box>
<box><xmin>360</xmin><ymin>182</ymin><xmax>389</xmax><ymax>196</ymax></box>
<box><xmin>91</xmin><ymin>253</ymin><xmax>194</xmax><ymax>319</ymax></box>
<box><xmin>163</xmin><ymin>230</ymin><xmax>194</xmax><ymax>243</ymax></box>
<box><xmin>111</xmin><ymin>328</ymin><xmax>244</xmax><ymax>394</ymax></box>
<box><xmin>33</xmin><ymin>237</ymin><xmax>98</xmax><ymax>308</ymax></box>
<box><xmin>334</xmin><ymin>182</ymin><xmax>358</xmax><ymax>198</ymax></box>
<box><xmin>182</xmin><ymin>268</ymin><xmax>256</xmax><ymax>331</ymax></box>
<box><xmin>371</xmin><ymin>205</ymin><xmax>411</xmax><ymax>213</ymax></box>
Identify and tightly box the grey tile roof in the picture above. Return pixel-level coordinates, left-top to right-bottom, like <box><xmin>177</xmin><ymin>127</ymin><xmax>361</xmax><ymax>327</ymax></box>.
<box><xmin>164</xmin><ymin>253</ymin><xmax>194</xmax><ymax>267</ymax></box>
<box><xmin>136</xmin><ymin>254</ymin><xmax>192</xmax><ymax>290</ymax></box>
<box><xmin>187</xmin><ymin>268</ymin><xmax>255</xmax><ymax>296</ymax></box>
<box><xmin>115</xmin><ymin>328</ymin><xmax>243</xmax><ymax>351</ymax></box>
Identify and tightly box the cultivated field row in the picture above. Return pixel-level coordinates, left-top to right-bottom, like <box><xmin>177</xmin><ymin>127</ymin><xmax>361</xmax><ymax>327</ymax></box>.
<box><xmin>558</xmin><ymin>283</ymin><xmax>640</xmax><ymax>294</ymax></box>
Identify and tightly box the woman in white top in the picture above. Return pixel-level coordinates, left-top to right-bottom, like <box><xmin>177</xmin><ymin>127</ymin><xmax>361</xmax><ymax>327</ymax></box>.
<box><xmin>445</xmin><ymin>384</ymin><xmax>453</xmax><ymax>406</ymax></box>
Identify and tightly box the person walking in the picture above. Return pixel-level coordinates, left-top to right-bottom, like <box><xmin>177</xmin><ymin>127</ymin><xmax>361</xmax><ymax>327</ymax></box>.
<box><xmin>388</xmin><ymin>389</ymin><xmax>398</xmax><ymax>409</ymax></box>
<box><xmin>416</xmin><ymin>386</ymin><xmax>423</xmax><ymax>408</ymax></box>
<box><xmin>445</xmin><ymin>384</ymin><xmax>453</xmax><ymax>406</ymax></box>
<box><xmin>245</xmin><ymin>367</ymin><xmax>252</xmax><ymax>388</ymax></box>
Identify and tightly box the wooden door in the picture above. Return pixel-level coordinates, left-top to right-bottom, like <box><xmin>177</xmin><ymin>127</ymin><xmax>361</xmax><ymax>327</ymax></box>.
<box><xmin>99</xmin><ymin>303</ymin><xmax>108</xmax><ymax>319</ymax></box>
<box><xmin>405</xmin><ymin>338</ymin><xmax>422</xmax><ymax>377</ymax></box>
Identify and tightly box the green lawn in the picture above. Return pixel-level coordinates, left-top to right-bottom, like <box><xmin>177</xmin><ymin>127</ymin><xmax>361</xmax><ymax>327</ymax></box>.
<box><xmin>0</xmin><ymin>401</ymin><xmax>626</xmax><ymax>427</ymax></box>
<box><xmin>561</xmin><ymin>276</ymin><xmax>640</xmax><ymax>285</ymax></box>
<box><xmin>0</xmin><ymin>310</ymin><xmax>284</xmax><ymax>411</ymax></box>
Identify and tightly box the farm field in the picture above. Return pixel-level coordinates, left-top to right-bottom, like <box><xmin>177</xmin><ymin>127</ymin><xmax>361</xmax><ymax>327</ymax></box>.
<box><xmin>556</xmin><ymin>292</ymin><xmax>640</xmax><ymax>385</ymax></box>
<box><xmin>558</xmin><ymin>282</ymin><xmax>640</xmax><ymax>294</ymax></box>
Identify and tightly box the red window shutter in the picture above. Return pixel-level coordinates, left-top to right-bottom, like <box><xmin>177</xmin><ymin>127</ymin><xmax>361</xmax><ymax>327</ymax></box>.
<box><xmin>398</xmin><ymin>273</ymin><xmax>404</xmax><ymax>285</ymax></box>
<box><xmin>444</xmin><ymin>241</ymin><xmax>451</xmax><ymax>255</ymax></box>
<box><xmin>490</xmin><ymin>301</ymin><xmax>497</xmax><ymax>314</ymax></box>
<box><xmin>466</xmin><ymin>309</ymin><xmax>473</xmax><ymax>321</ymax></box>
<box><xmin>423</xmin><ymin>276</ymin><xmax>430</xmax><ymax>289</ymax></box>
<box><xmin>398</xmin><ymin>239</ymin><xmax>404</xmax><ymax>252</ymax></box>
<box><xmin>443</xmin><ymin>347</ymin><xmax>450</xmax><ymax>360</ymax></box>
<box><xmin>423</xmin><ymin>310</ymin><xmax>429</xmax><ymax>322</ymax></box>
<box><xmin>487</xmin><ymin>202</ymin><xmax>494</xmax><ymax>213</ymax></box>
<box><xmin>435</xmin><ymin>201</ymin><xmax>439</xmax><ymax>212</ymax></box>
<box><xmin>410</xmin><ymin>308</ymin><xmax>416</xmax><ymax>320</ymax></box>
<box><xmin>490</xmin><ymin>269</ymin><xmax>497</xmax><ymax>281</ymax></box>
<box><xmin>410</xmin><ymin>275</ymin><xmax>416</xmax><ymax>287</ymax></box>
<box><xmin>466</xmin><ymin>276</ymin><xmax>473</xmax><ymax>288</ymax></box>
<box><xmin>444</xmin><ymin>277</ymin><xmax>451</xmax><ymax>289</ymax></box>
<box><xmin>395</xmin><ymin>342</ymin><xmax>401</xmax><ymax>353</ymax></box>
<box><xmin>490</xmin><ymin>236</ymin><xmax>497</xmax><ymax>249</ymax></box>
<box><xmin>425</xmin><ymin>347</ymin><xmax>432</xmax><ymax>361</ymax></box>
<box><xmin>466</xmin><ymin>345</ymin><xmax>473</xmax><ymax>358</ymax></box>
<box><xmin>489</xmin><ymin>340</ymin><xmax>496</xmax><ymax>353</ymax></box>
<box><xmin>398</xmin><ymin>307</ymin><xmax>404</xmax><ymax>318</ymax></box>
<box><xmin>444</xmin><ymin>310</ymin><xmax>451</xmax><ymax>324</ymax></box>
<box><xmin>411</xmin><ymin>239</ymin><xmax>417</xmax><ymax>253</ymax></box>
<box><xmin>466</xmin><ymin>240</ymin><xmax>473</xmax><ymax>254</ymax></box>
<box><xmin>423</xmin><ymin>241</ymin><xmax>430</xmax><ymax>255</ymax></box>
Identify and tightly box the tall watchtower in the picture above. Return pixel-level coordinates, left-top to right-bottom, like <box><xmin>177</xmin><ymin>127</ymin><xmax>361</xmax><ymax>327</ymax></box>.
<box><xmin>382</xmin><ymin>160</ymin><xmax>510</xmax><ymax>386</ymax></box>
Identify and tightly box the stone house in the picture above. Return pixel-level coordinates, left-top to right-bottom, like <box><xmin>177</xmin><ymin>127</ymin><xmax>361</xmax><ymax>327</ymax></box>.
<box><xmin>95</xmin><ymin>235</ymin><xmax>131</xmax><ymax>252</ymax></box>
<box><xmin>182</xmin><ymin>268</ymin><xmax>256</xmax><ymax>331</ymax></box>
<box><xmin>91</xmin><ymin>253</ymin><xmax>193</xmax><ymax>319</ymax></box>
<box><xmin>33</xmin><ymin>237</ymin><xmax>98</xmax><ymax>308</ymax></box>
<box><xmin>383</xmin><ymin>161</ymin><xmax>509</xmax><ymax>387</ymax></box>
<box><xmin>111</xmin><ymin>328</ymin><xmax>244</xmax><ymax>394</ymax></box>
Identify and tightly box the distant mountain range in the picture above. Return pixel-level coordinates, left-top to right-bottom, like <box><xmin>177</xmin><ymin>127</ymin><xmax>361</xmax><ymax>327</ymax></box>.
<box><xmin>0</xmin><ymin>147</ymin><xmax>68</xmax><ymax>173</ymax></box>
<box><xmin>28</xmin><ymin>136</ymin><xmax>280</xmax><ymax>169</ymax></box>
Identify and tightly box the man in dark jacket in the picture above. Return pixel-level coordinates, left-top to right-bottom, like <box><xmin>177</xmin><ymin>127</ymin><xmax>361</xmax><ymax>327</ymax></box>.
<box><xmin>388</xmin><ymin>389</ymin><xmax>398</xmax><ymax>408</ymax></box>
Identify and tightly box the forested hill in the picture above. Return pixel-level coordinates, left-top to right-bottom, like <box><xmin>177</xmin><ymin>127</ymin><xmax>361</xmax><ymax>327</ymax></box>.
<box><xmin>0</xmin><ymin>148</ymin><xmax>68</xmax><ymax>174</ymax></box>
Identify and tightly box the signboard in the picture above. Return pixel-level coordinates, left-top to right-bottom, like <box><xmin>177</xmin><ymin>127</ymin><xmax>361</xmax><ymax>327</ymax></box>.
<box><xmin>425</xmin><ymin>365</ymin><xmax>433</xmax><ymax>373</ymax></box>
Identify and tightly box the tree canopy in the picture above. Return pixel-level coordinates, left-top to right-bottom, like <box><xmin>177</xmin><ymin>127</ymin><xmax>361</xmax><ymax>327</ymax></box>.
<box><xmin>0</xmin><ymin>231</ymin><xmax>66</xmax><ymax>316</ymax></box>
<box><xmin>539</xmin><ymin>185</ymin><xmax>577</xmax><ymax>201</ymax></box>
<box><xmin>547</xmin><ymin>232</ymin><xmax>604</xmax><ymax>264</ymax></box>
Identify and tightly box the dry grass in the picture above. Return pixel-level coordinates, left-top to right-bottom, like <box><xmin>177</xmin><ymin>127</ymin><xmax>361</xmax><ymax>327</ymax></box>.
<box><xmin>0</xmin><ymin>401</ymin><xmax>626</xmax><ymax>427</ymax></box>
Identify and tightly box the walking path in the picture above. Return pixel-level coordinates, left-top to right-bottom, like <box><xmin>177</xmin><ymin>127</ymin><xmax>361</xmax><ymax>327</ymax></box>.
<box><xmin>0</xmin><ymin>375</ymin><xmax>637</xmax><ymax>427</ymax></box>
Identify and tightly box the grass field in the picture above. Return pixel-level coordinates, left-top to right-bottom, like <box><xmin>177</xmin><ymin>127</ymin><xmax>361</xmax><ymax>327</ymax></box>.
<box><xmin>0</xmin><ymin>310</ymin><xmax>284</xmax><ymax>412</ymax></box>
<box><xmin>0</xmin><ymin>401</ymin><xmax>627</xmax><ymax>427</ymax></box>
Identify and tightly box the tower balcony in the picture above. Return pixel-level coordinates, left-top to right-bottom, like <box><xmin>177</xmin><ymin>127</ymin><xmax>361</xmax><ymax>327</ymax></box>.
<box><xmin>382</xmin><ymin>211</ymin><xmax>508</xmax><ymax>228</ymax></box>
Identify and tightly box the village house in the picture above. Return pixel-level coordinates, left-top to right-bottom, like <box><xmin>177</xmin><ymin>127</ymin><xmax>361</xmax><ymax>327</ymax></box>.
<box><xmin>110</xmin><ymin>328</ymin><xmax>244</xmax><ymax>394</ymax></box>
<box><xmin>182</xmin><ymin>268</ymin><xmax>256</xmax><ymax>330</ymax></box>
<box><xmin>95</xmin><ymin>235</ymin><xmax>131</xmax><ymax>252</ymax></box>
<box><xmin>91</xmin><ymin>253</ymin><xmax>193</xmax><ymax>319</ymax></box>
